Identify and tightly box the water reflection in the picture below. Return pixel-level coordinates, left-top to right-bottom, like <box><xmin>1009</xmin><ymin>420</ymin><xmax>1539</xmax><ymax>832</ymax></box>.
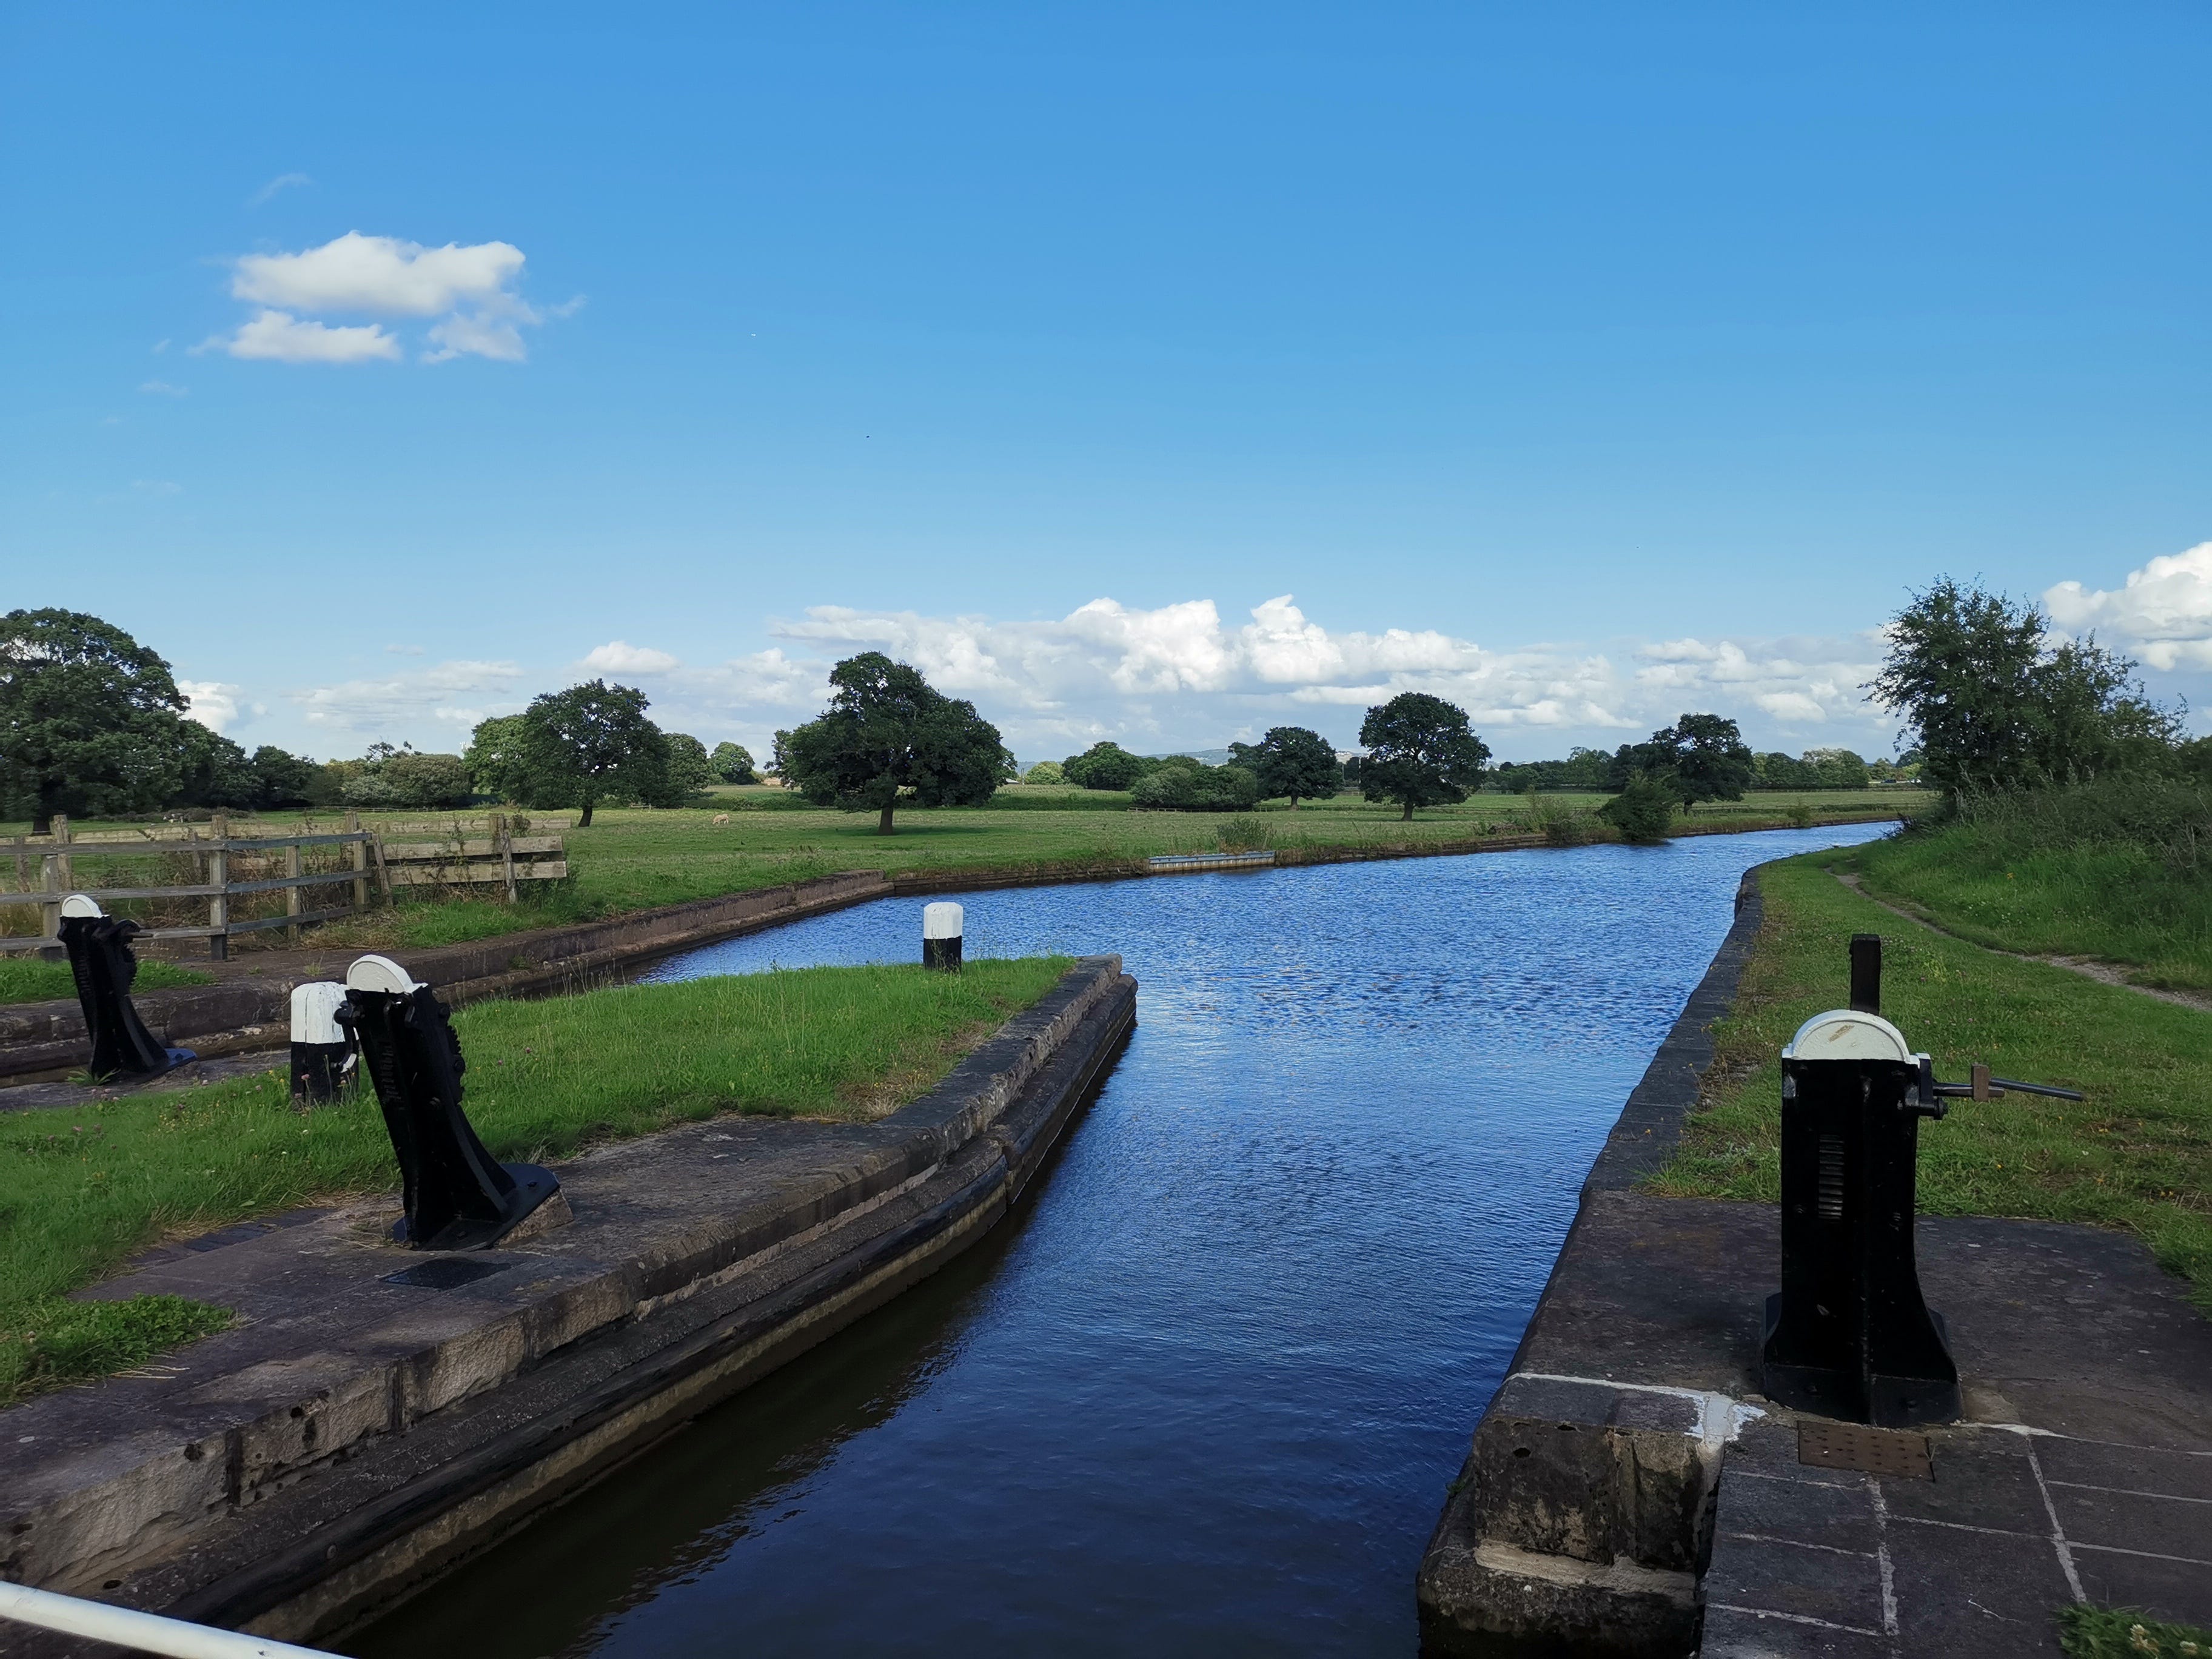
<box><xmin>351</xmin><ymin>826</ymin><xmax>1891</xmax><ymax>1658</ymax></box>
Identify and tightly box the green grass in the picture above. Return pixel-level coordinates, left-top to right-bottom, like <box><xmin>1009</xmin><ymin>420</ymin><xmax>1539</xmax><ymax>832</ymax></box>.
<box><xmin>1650</xmin><ymin>853</ymin><xmax>2212</xmax><ymax>1307</ymax></box>
<box><xmin>2058</xmin><ymin>1605</ymin><xmax>2211</xmax><ymax>1657</ymax></box>
<box><xmin>1850</xmin><ymin>783</ymin><xmax>2212</xmax><ymax>993</ymax></box>
<box><xmin>0</xmin><ymin>957</ymin><xmax>212</xmax><ymax>1005</ymax></box>
<box><xmin>0</xmin><ymin>956</ymin><xmax>1070</xmax><ymax>1404</ymax></box>
<box><xmin>1</xmin><ymin>784</ymin><xmax>1913</xmax><ymax>956</ymax></box>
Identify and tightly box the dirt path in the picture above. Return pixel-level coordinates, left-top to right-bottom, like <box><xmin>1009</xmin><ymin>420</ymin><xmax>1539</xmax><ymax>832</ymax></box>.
<box><xmin>1830</xmin><ymin>866</ymin><xmax>2212</xmax><ymax>1014</ymax></box>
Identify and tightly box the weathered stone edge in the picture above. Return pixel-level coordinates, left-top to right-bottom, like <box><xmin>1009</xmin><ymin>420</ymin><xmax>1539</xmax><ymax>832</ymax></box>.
<box><xmin>0</xmin><ymin>956</ymin><xmax>1126</xmax><ymax>1607</ymax></box>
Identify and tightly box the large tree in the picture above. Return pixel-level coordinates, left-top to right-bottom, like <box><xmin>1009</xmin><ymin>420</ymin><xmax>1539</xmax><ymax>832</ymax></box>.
<box><xmin>1357</xmin><ymin>693</ymin><xmax>1491</xmax><ymax>820</ymax></box>
<box><xmin>1871</xmin><ymin>579</ymin><xmax>2180</xmax><ymax>795</ymax></box>
<box><xmin>514</xmin><ymin>680</ymin><xmax>671</xmax><ymax>826</ymax></box>
<box><xmin>1061</xmin><ymin>742</ymin><xmax>1155</xmax><ymax>791</ymax></box>
<box><xmin>0</xmin><ymin>609</ymin><xmax>192</xmax><ymax>833</ymax></box>
<box><xmin>1229</xmin><ymin>726</ymin><xmax>1341</xmax><ymax>808</ymax></box>
<box><xmin>710</xmin><ymin>741</ymin><xmax>757</xmax><ymax>784</ymax></box>
<box><xmin>1649</xmin><ymin>712</ymin><xmax>1755</xmax><ymax>809</ymax></box>
<box><xmin>778</xmin><ymin>652</ymin><xmax>1011</xmax><ymax>834</ymax></box>
<box><xmin>663</xmin><ymin>733</ymin><xmax>718</xmax><ymax>799</ymax></box>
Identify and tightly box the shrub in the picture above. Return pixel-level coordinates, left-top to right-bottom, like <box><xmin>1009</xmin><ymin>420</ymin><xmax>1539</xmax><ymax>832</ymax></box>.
<box><xmin>1023</xmin><ymin>760</ymin><xmax>1067</xmax><ymax>785</ymax></box>
<box><xmin>380</xmin><ymin>751</ymin><xmax>475</xmax><ymax>809</ymax></box>
<box><xmin>1521</xmin><ymin>788</ymin><xmax>1586</xmax><ymax>846</ymax></box>
<box><xmin>1217</xmin><ymin>815</ymin><xmax>1270</xmax><ymax>852</ymax></box>
<box><xmin>1131</xmin><ymin>762</ymin><xmax>1261</xmax><ymax>811</ymax></box>
<box><xmin>1598</xmin><ymin>776</ymin><xmax>1677</xmax><ymax>844</ymax></box>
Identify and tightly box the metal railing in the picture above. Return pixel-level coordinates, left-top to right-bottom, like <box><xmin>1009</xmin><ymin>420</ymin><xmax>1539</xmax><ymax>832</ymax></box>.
<box><xmin>0</xmin><ymin>1580</ymin><xmax>338</xmax><ymax>1658</ymax></box>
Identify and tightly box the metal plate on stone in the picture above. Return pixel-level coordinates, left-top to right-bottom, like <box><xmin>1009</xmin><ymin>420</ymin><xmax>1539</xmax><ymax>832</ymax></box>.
<box><xmin>1797</xmin><ymin>1420</ymin><xmax>1933</xmax><ymax>1479</ymax></box>
<box><xmin>381</xmin><ymin>1256</ymin><xmax>514</xmax><ymax>1290</ymax></box>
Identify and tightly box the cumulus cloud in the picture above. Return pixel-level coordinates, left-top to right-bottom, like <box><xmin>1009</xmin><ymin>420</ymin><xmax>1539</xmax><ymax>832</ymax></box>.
<box><xmin>212</xmin><ymin>232</ymin><xmax>561</xmax><ymax>364</ymax></box>
<box><xmin>232</xmin><ymin>232</ymin><xmax>523</xmax><ymax>316</ymax></box>
<box><xmin>288</xmin><ymin>659</ymin><xmax>524</xmax><ymax>735</ymax></box>
<box><xmin>2045</xmin><ymin>543</ymin><xmax>2212</xmax><ymax>671</ymax></box>
<box><xmin>632</xmin><ymin>594</ymin><xmax>1891</xmax><ymax>758</ymax></box>
<box><xmin>580</xmin><ymin>641</ymin><xmax>681</xmax><ymax>674</ymax></box>
<box><xmin>204</xmin><ymin>309</ymin><xmax>401</xmax><ymax>363</ymax></box>
<box><xmin>178</xmin><ymin>680</ymin><xmax>243</xmax><ymax>733</ymax></box>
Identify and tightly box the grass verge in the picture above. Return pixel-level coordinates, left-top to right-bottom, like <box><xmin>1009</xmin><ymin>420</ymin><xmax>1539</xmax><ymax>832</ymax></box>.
<box><xmin>0</xmin><ymin>957</ymin><xmax>212</xmax><ymax>1006</ymax></box>
<box><xmin>1648</xmin><ymin>853</ymin><xmax>2212</xmax><ymax>1308</ymax></box>
<box><xmin>1849</xmin><ymin>782</ymin><xmax>2212</xmax><ymax>994</ymax></box>
<box><xmin>0</xmin><ymin>956</ymin><xmax>1070</xmax><ymax>1406</ymax></box>
<box><xmin>2059</xmin><ymin>1605</ymin><xmax>2211</xmax><ymax>1657</ymax></box>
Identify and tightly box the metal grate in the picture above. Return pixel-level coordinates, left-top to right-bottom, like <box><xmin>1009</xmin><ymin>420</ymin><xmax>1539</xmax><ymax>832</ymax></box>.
<box><xmin>1817</xmin><ymin>1134</ymin><xmax>1847</xmax><ymax>1219</ymax></box>
<box><xmin>1797</xmin><ymin>1419</ymin><xmax>1933</xmax><ymax>1479</ymax></box>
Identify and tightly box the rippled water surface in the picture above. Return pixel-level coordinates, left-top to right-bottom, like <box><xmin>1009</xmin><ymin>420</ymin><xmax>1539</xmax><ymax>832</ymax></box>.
<box><xmin>352</xmin><ymin>825</ymin><xmax>1889</xmax><ymax>1658</ymax></box>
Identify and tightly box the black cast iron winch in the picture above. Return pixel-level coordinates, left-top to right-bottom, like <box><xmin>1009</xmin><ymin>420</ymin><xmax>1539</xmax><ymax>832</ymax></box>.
<box><xmin>1760</xmin><ymin>933</ymin><xmax>2082</xmax><ymax>1428</ymax></box>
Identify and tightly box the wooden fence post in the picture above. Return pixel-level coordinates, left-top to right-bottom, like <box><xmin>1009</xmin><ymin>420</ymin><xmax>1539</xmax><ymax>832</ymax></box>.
<box><xmin>494</xmin><ymin>813</ymin><xmax>518</xmax><ymax>903</ymax></box>
<box><xmin>208</xmin><ymin>811</ymin><xmax>230</xmax><ymax>962</ymax></box>
<box><xmin>39</xmin><ymin>816</ymin><xmax>68</xmax><ymax>955</ymax></box>
<box><xmin>285</xmin><ymin>841</ymin><xmax>304</xmax><ymax>945</ymax></box>
<box><xmin>345</xmin><ymin>810</ymin><xmax>369</xmax><ymax>913</ymax></box>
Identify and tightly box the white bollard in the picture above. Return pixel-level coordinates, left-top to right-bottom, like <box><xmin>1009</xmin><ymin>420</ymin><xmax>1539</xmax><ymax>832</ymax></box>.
<box><xmin>922</xmin><ymin>902</ymin><xmax>964</xmax><ymax>973</ymax></box>
<box><xmin>289</xmin><ymin>982</ymin><xmax>352</xmax><ymax>1103</ymax></box>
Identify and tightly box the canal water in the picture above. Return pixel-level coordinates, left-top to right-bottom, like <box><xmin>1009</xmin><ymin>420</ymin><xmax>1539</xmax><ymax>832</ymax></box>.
<box><xmin>352</xmin><ymin>825</ymin><xmax>1890</xmax><ymax>1658</ymax></box>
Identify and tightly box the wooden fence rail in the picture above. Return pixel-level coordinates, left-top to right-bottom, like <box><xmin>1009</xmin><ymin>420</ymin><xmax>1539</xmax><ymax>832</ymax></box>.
<box><xmin>1</xmin><ymin>811</ymin><xmax>568</xmax><ymax>958</ymax></box>
<box><xmin>2</xmin><ymin>812</ymin><xmax>376</xmax><ymax>960</ymax></box>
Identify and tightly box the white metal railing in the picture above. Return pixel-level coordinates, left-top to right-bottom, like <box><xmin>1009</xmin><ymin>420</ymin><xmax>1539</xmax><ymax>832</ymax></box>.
<box><xmin>0</xmin><ymin>1580</ymin><xmax>338</xmax><ymax>1658</ymax></box>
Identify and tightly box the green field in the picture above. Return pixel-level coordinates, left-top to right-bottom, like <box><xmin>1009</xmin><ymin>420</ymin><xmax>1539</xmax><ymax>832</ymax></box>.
<box><xmin>1</xmin><ymin>784</ymin><xmax>1918</xmax><ymax>960</ymax></box>
<box><xmin>0</xmin><ymin>957</ymin><xmax>211</xmax><ymax>1006</ymax></box>
<box><xmin>1652</xmin><ymin>851</ymin><xmax>2212</xmax><ymax>1307</ymax></box>
<box><xmin>0</xmin><ymin>956</ymin><xmax>1069</xmax><ymax>1404</ymax></box>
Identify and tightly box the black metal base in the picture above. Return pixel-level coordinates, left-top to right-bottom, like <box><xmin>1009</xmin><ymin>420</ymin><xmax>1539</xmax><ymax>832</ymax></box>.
<box><xmin>392</xmin><ymin>1162</ymin><xmax>561</xmax><ymax>1251</ymax></box>
<box><xmin>923</xmin><ymin>936</ymin><xmax>962</xmax><ymax>972</ymax></box>
<box><xmin>1762</xmin><ymin>1292</ymin><xmax>1962</xmax><ymax>1427</ymax></box>
<box><xmin>290</xmin><ymin>1039</ymin><xmax>354</xmax><ymax>1103</ymax></box>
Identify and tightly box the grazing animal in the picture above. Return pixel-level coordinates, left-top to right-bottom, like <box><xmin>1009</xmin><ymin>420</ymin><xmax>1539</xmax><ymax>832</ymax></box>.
<box><xmin>712</xmin><ymin>813</ymin><xmax>730</xmax><ymax>825</ymax></box>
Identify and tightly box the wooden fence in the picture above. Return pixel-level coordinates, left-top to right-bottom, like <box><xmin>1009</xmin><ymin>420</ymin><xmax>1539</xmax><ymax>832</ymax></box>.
<box><xmin>381</xmin><ymin>814</ymin><xmax>568</xmax><ymax>900</ymax></box>
<box><xmin>0</xmin><ymin>813</ymin><xmax>567</xmax><ymax>959</ymax></box>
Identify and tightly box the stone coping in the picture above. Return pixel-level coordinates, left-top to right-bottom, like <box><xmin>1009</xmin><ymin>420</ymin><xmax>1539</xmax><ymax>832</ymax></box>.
<box><xmin>1416</xmin><ymin>861</ymin><xmax>2212</xmax><ymax>1655</ymax></box>
<box><xmin>0</xmin><ymin>954</ymin><xmax>1134</xmax><ymax>1643</ymax></box>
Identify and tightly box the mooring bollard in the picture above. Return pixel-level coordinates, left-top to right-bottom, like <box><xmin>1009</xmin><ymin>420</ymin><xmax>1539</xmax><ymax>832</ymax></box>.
<box><xmin>923</xmin><ymin>902</ymin><xmax>964</xmax><ymax>972</ymax></box>
<box><xmin>335</xmin><ymin>954</ymin><xmax>560</xmax><ymax>1250</ymax></box>
<box><xmin>1761</xmin><ymin>933</ymin><xmax>2080</xmax><ymax>1427</ymax></box>
<box><xmin>289</xmin><ymin>981</ymin><xmax>352</xmax><ymax>1103</ymax></box>
<box><xmin>56</xmin><ymin>894</ymin><xmax>195</xmax><ymax>1084</ymax></box>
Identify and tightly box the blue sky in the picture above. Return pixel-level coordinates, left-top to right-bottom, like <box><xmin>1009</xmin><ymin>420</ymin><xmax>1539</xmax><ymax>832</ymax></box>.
<box><xmin>6</xmin><ymin>2</ymin><xmax>2210</xmax><ymax>762</ymax></box>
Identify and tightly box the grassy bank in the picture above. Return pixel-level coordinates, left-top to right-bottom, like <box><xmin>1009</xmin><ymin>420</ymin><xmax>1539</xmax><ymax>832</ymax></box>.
<box><xmin>1651</xmin><ymin>853</ymin><xmax>2212</xmax><ymax>1306</ymax></box>
<box><xmin>0</xmin><ymin>957</ymin><xmax>211</xmax><ymax>1007</ymax></box>
<box><xmin>1847</xmin><ymin>780</ymin><xmax>2212</xmax><ymax>994</ymax></box>
<box><xmin>0</xmin><ymin>956</ymin><xmax>1070</xmax><ymax>1406</ymax></box>
<box><xmin>1</xmin><ymin>784</ymin><xmax>1915</xmax><ymax>958</ymax></box>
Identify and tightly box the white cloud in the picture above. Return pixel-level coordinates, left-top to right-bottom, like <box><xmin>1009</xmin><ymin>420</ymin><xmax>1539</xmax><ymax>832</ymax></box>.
<box><xmin>384</xmin><ymin>643</ymin><xmax>425</xmax><ymax>655</ymax></box>
<box><xmin>232</xmin><ymin>231</ymin><xmax>525</xmax><ymax>317</ymax></box>
<box><xmin>580</xmin><ymin>640</ymin><xmax>680</xmax><ymax>674</ymax></box>
<box><xmin>247</xmin><ymin>171</ymin><xmax>312</xmax><ymax>207</ymax></box>
<box><xmin>289</xmin><ymin>659</ymin><xmax>524</xmax><ymax>735</ymax></box>
<box><xmin>129</xmin><ymin>478</ymin><xmax>181</xmax><ymax>495</ymax></box>
<box><xmin>138</xmin><ymin>380</ymin><xmax>187</xmax><ymax>397</ymax></box>
<box><xmin>2045</xmin><ymin>543</ymin><xmax>2212</xmax><ymax>671</ymax></box>
<box><xmin>178</xmin><ymin>680</ymin><xmax>242</xmax><ymax>733</ymax></box>
<box><xmin>215</xmin><ymin>232</ymin><xmax>555</xmax><ymax>364</ymax></box>
<box><xmin>204</xmin><ymin>309</ymin><xmax>401</xmax><ymax>364</ymax></box>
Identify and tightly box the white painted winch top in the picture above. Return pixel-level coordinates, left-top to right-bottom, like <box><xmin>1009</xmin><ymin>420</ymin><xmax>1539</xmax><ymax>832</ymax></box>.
<box><xmin>345</xmin><ymin>953</ymin><xmax>423</xmax><ymax>996</ymax></box>
<box><xmin>1783</xmin><ymin>1008</ymin><xmax>1916</xmax><ymax>1064</ymax></box>
<box><xmin>59</xmin><ymin>893</ymin><xmax>103</xmax><ymax>919</ymax></box>
<box><xmin>923</xmin><ymin>902</ymin><xmax>964</xmax><ymax>940</ymax></box>
<box><xmin>290</xmin><ymin>981</ymin><xmax>349</xmax><ymax>1044</ymax></box>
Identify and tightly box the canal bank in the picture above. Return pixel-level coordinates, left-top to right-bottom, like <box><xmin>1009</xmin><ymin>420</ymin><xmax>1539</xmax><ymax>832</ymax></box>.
<box><xmin>0</xmin><ymin>956</ymin><xmax>1134</xmax><ymax>1649</ymax></box>
<box><xmin>1415</xmin><ymin>867</ymin><xmax>2212</xmax><ymax>1655</ymax></box>
<box><xmin>343</xmin><ymin>826</ymin><xmax>1895</xmax><ymax>1659</ymax></box>
<box><xmin>0</xmin><ymin>811</ymin><xmax>1899</xmax><ymax>1103</ymax></box>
